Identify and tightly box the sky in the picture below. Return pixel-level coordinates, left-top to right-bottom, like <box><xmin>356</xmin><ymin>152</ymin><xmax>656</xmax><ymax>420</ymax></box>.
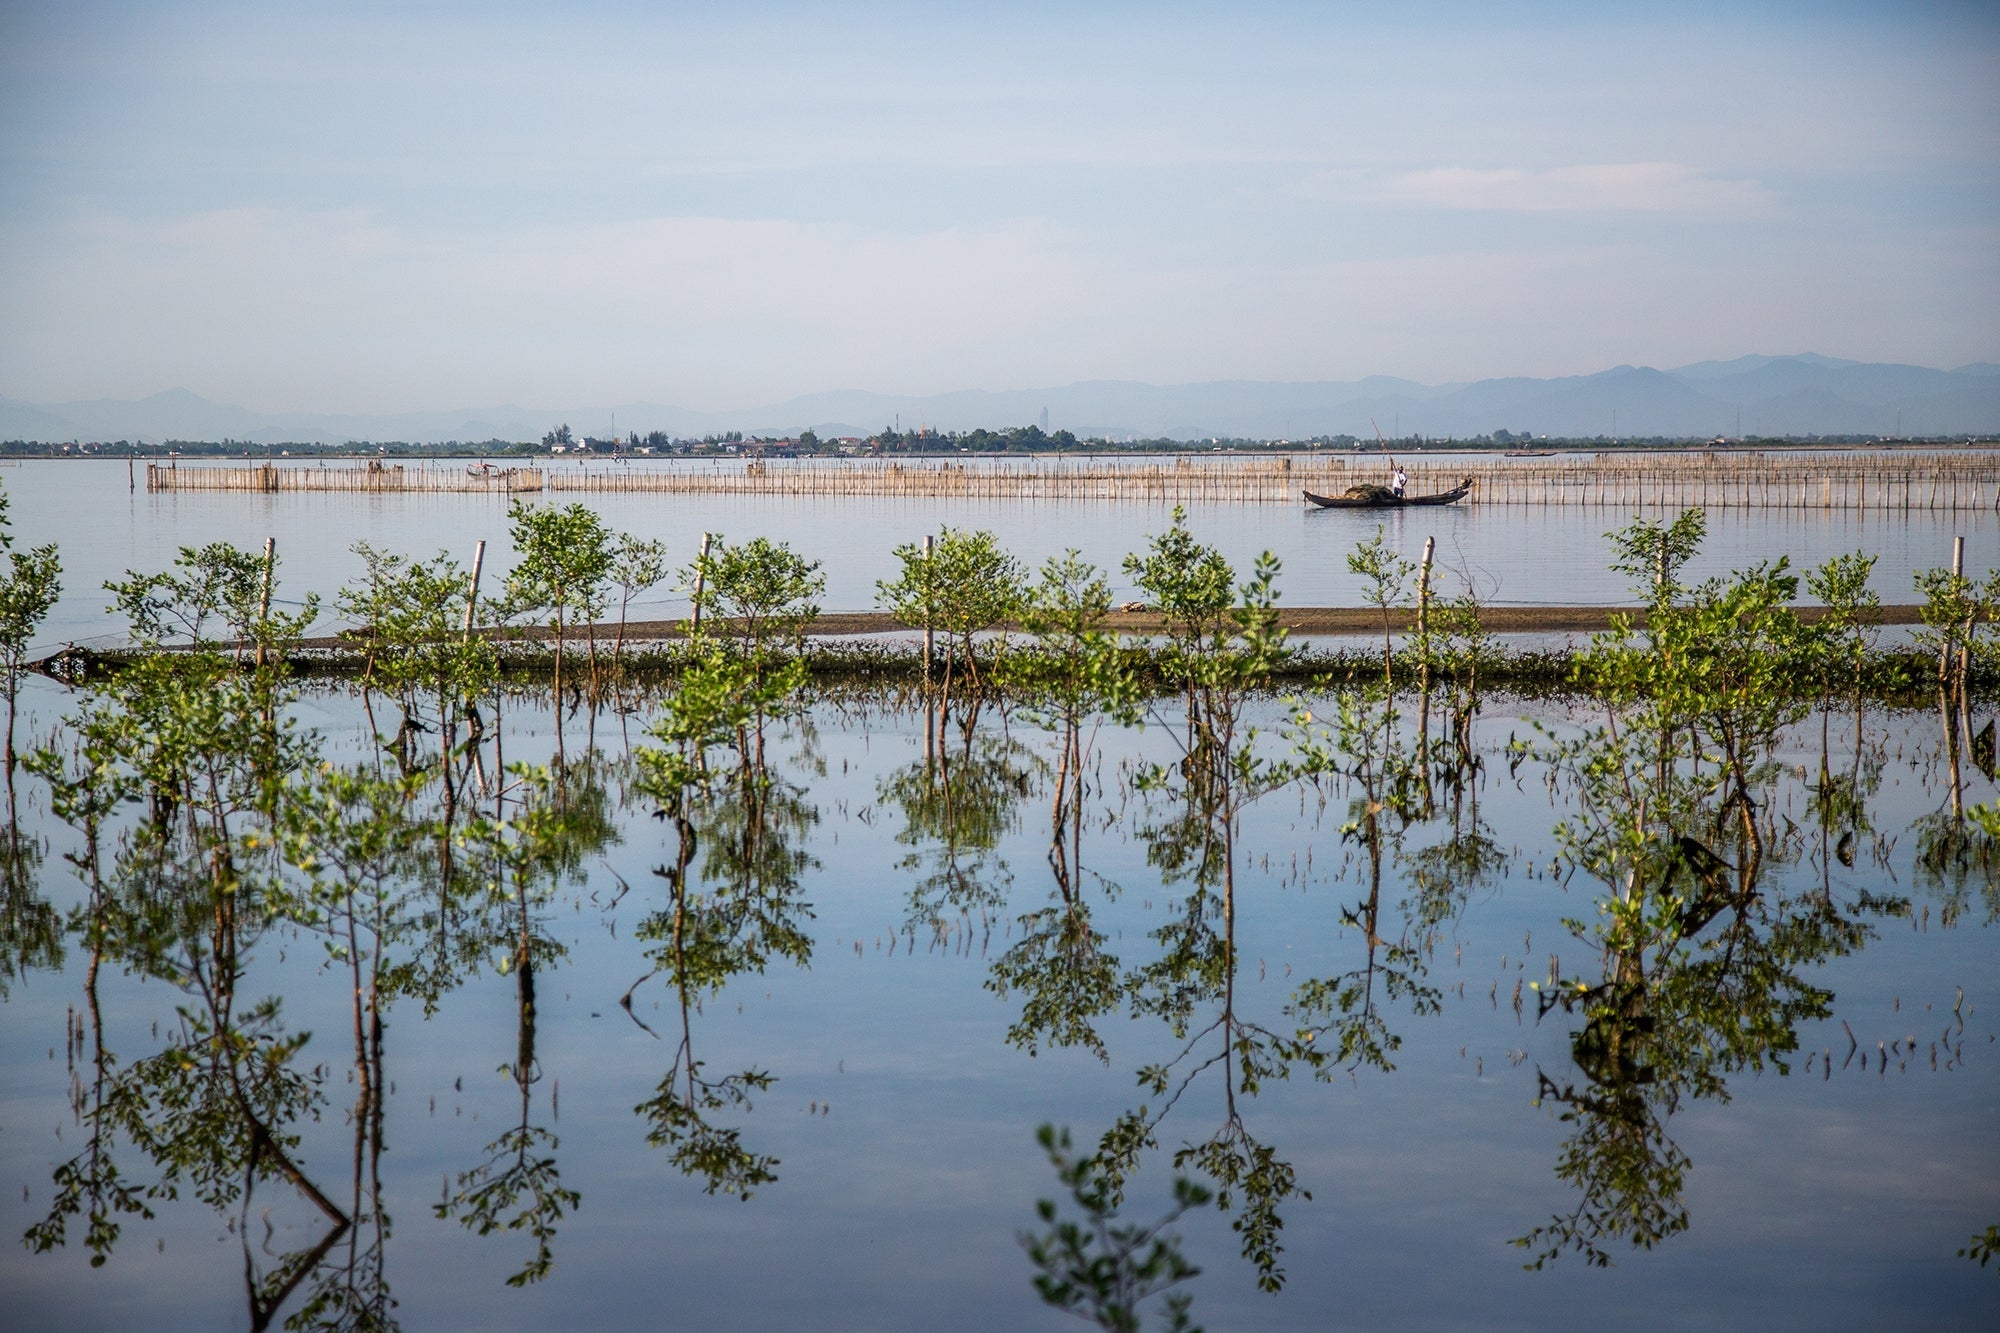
<box><xmin>1</xmin><ymin>0</ymin><xmax>1996</xmax><ymax>414</ymax></box>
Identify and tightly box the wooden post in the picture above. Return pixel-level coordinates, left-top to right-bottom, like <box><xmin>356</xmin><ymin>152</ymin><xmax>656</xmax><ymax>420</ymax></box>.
<box><xmin>255</xmin><ymin>537</ymin><xmax>275</xmax><ymax>667</ymax></box>
<box><xmin>463</xmin><ymin>539</ymin><xmax>486</xmax><ymax>642</ymax></box>
<box><xmin>923</xmin><ymin>533</ymin><xmax>935</xmax><ymax>688</ymax></box>
<box><xmin>1953</xmin><ymin>535</ymin><xmax>1970</xmax><ymax>692</ymax></box>
<box><xmin>1417</xmin><ymin>536</ymin><xmax>1436</xmax><ymax>641</ymax></box>
<box><xmin>690</xmin><ymin>532</ymin><xmax>712</xmax><ymax>637</ymax></box>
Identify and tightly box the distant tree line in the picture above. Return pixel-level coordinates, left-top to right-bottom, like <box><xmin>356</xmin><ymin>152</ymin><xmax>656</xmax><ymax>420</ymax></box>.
<box><xmin>3</xmin><ymin>429</ymin><xmax>1993</xmax><ymax>461</ymax></box>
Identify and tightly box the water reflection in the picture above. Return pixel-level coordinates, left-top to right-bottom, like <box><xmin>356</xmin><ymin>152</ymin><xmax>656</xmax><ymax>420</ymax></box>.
<box><xmin>1513</xmin><ymin>533</ymin><xmax>1907</xmax><ymax>1270</ymax></box>
<box><xmin>882</xmin><ymin>702</ymin><xmax>1032</xmax><ymax>929</ymax></box>
<box><xmin>22</xmin><ymin>662</ymin><xmax>363</xmax><ymax>1323</ymax></box>
<box><xmin>6</xmin><ymin>666</ymin><xmax>1993</xmax><ymax>1326</ymax></box>
<box><xmin>0</xmin><ymin>819</ymin><xmax>56</xmax><ymax>992</ymax></box>
<box><xmin>623</xmin><ymin>662</ymin><xmax>819</xmax><ymax>1198</ymax></box>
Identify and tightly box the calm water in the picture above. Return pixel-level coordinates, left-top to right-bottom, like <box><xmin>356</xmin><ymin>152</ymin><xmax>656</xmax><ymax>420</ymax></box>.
<box><xmin>1</xmin><ymin>458</ymin><xmax>1997</xmax><ymax>1329</ymax></box>
<box><xmin>5</xmin><ymin>457</ymin><xmax>1996</xmax><ymax>647</ymax></box>
<box><xmin>0</xmin><ymin>675</ymin><xmax>1996</xmax><ymax>1330</ymax></box>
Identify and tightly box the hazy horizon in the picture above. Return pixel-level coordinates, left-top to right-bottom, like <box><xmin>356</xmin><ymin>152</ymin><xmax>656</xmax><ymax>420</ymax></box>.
<box><xmin>3</xmin><ymin>2</ymin><xmax>1996</xmax><ymax>415</ymax></box>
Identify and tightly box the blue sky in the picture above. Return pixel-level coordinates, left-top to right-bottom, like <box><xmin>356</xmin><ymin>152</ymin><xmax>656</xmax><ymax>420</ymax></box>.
<box><xmin>2</xmin><ymin>1</ymin><xmax>1995</xmax><ymax>413</ymax></box>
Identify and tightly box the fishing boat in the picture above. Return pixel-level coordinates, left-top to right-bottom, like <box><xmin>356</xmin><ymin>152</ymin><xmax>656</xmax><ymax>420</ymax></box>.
<box><xmin>1302</xmin><ymin>477</ymin><xmax>1474</xmax><ymax>509</ymax></box>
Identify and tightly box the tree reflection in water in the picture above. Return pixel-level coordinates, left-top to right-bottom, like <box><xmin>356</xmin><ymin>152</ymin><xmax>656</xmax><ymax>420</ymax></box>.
<box><xmin>0</xmin><ymin>816</ymin><xmax>56</xmax><ymax>996</ymax></box>
<box><xmin>881</xmin><ymin>700</ymin><xmax>1032</xmax><ymax>934</ymax></box>
<box><xmin>1515</xmin><ymin>515</ymin><xmax>1902</xmax><ymax>1268</ymax></box>
<box><xmin>1085</xmin><ymin>527</ymin><xmax>1333</xmax><ymax>1295</ymax></box>
<box><xmin>22</xmin><ymin>644</ymin><xmax>364</xmax><ymax>1324</ymax></box>
<box><xmin>435</xmin><ymin>765</ymin><xmax>591</xmax><ymax>1288</ymax></box>
<box><xmin>624</xmin><ymin>645</ymin><xmax>819</xmax><ymax>1198</ymax></box>
<box><xmin>981</xmin><ymin>552</ymin><xmax>1143</xmax><ymax>1063</ymax></box>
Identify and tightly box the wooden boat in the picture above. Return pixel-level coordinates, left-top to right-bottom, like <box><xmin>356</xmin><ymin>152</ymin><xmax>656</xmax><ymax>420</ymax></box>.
<box><xmin>1302</xmin><ymin>477</ymin><xmax>1474</xmax><ymax>509</ymax></box>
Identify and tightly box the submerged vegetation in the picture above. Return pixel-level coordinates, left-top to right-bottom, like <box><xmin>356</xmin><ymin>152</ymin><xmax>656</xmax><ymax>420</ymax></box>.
<box><xmin>3</xmin><ymin>477</ymin><xmax>1997</xmax><ymax>1327</ymax></box>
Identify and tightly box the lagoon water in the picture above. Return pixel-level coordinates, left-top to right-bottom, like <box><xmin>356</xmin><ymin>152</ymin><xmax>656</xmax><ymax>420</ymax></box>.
<box><xmin>0</xmin><ymin>457</ymin><xmax>1997</xmax><ymax>1330</ymax></box>
<box><xmin>4</xmin><ymin>457</ymin><xmax>1996</xmax><ymax>646</ymax></box>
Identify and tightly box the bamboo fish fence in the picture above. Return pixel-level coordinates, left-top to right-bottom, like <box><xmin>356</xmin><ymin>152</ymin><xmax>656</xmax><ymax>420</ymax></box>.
<box><xmin>144</xmin><ymin>451</ymin><xmax>2000</xmax><ymax>510</ymax></box>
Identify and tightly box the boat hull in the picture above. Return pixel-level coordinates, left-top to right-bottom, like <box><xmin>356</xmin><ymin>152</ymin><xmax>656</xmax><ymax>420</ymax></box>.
<box><xmin>1302</xmin><ymin>479</ymin><xmax>1473</xmax><ymax>509</ymax></box>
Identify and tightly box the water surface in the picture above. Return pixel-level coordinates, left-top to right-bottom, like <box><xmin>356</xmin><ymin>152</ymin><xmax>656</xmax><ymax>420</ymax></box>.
<box><xmin>9</xmin><ymin>458</ymin><xmax>1993</xmax><ymax>647</ymax></box>
<box><xmin>1</xmin><ymin>675</ymin><xmax>1994</xmax><ymax>1330</ymax></box>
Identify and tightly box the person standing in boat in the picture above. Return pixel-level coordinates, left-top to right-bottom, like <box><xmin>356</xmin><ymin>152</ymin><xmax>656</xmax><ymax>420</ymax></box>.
<box><xmin>1392</xmin><ymin>462</ymin><xmax>1407</xmax><ymax>499</ymax></box>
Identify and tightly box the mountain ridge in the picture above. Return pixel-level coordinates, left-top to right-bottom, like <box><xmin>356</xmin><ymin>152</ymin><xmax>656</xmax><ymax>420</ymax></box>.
<box><xmin>4</xmin><ymin>355</ymin><xmax>1996</xmax><ymax>444</ymax></box>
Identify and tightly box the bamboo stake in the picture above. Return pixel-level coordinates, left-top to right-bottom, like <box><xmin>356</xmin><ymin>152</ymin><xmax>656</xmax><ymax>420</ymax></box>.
<box><xmin>253</xmin><ymin>537</ymin><xmax>276</xmax><ymax>667</ymax></box>
<box><xmin>1953</xmin><ymin>534</ymin><xmax>1971</xmax><ymax>692</ymax></box>
<box><xmin>463</xmin><ymin>539</ymin><xmax>487</xmax><ymax>641</ymax></box>
<box><xmin>690</xmin><ymin>532</ymin><xmax>712</xmax><ymax>638</ymax></box>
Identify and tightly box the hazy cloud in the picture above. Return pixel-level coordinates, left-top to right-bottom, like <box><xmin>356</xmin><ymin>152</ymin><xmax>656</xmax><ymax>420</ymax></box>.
<box><xmin>1362</xmin><ymin>163</ymin><xmax>1779</xmax><ymax>216</ymax></box>
<box><xmin>0</xmin><ymin>4</ymin><xmax>1992</xmax><ymax>410</ymax></box>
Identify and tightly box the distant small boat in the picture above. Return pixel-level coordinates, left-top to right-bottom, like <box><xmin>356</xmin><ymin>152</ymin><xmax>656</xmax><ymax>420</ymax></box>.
<box><xmin>1504</xmin><ymin>449</ymin><xmax>1553</xmax><ymax>457</ymax></box>
<box><xmin>468</xmin><ymin>462</ymin><xmax>502</xmax><ymax>478</ymax></box>
<box><xmin>1303</xmin><ymin>478</ymin><xmax>1474</xmax><ymax>509</ymax></box>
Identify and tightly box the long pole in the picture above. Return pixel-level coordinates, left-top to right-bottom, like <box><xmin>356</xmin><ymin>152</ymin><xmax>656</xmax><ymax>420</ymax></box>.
<box><xmin>1417</xmin><ymin>536</ymin><xmax>1436</xmax><ymax>641</ymax></box>
<box><xmin>1953</xmin><ymin>535</ymin><xmax>1970</xmax><ymax>693</ymax></box>
<box><xmin>463</xmin><ymin>539</ymin><xmax>487</xmax><ymax>642</ymax></box>
<box><xmin>690</xmin><ymin>532</ymin><xmax>712</xmax><ymax>637</ymax></box>
<box><xmin>255</xmin><ymin>537</ymin><xmax>275</xmax><ymax>667</ymax></box>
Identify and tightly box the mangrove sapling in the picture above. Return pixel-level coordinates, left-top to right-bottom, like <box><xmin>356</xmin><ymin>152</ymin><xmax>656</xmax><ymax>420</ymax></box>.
<box><xmin>337</xmin><ymin>544</ymin><xmax>497</xmax><ymax>786</ymax></box>
<box><xmin>1509</xmin><ymin>522</ymin><xmax>1902</xmax><ymax>1268</ymax></box>
<box><xmin>1663</xmin><ymin>562</ymin><xmax>1812</xmax><ymax>866</ymax></box>
<box><xmin>608</xmin><ymin>532</ymin><xmax>669</xmax><ymax>674</ymax></box>
<box><xmin>1418</xmin><ymin>574</ymin><xmax>1499</xmax><ymax>772</ymax></box>
<box><xmin>108</xmin><ymin>540</ymin><xmax>319</xmax><ymax>661</ymax></box>
<box><xmin>683</xmin><ymin>534</ymin><xmax>825</xmax><ymax>769</ymax></box>
<box><xmin>1803</xmin><ymin>553</ymin><xmax>1882</xmax><ymax>880</ymax></box>
<box><xmin>502</xmin><ymin>499</ymin><xmax>614</xmax><ymax>729</ymax></box>
<box><xmin>1914</xmin><ymin>564</ymin><xmax>1982</xmax><ymax>696</ymax></box>
<box><xmin>0</xmin><ymin>517</ymin><xmax>60</xmax><ymax>798</ymax></box>
<box><xmin>684</xmin><ymin>534</ymin><xmax>824</xmax><ymax>659</ymax></box>
<box><xmin>879</xmin><ymin>527</ymin><xmax>1026</xmax><ymax>744</ymax></box>
<box><xmin>1575</xmin><ymin>514</ymin><xmax>1814</xmax><ymax>869</ymax></box>
<box><xmin>1108</xmin><ymin>551</ymin><xmax>1336</xmax><ymax>1293</ymax></box>
<box><xmin>1346</xmin><ymin>524</ymin><xmax>1415</xmax><ymax>685</ymax></box>
<box><xmin>1607</xmin><ymin>507</ymin><xmax>1708</xmax><ymax>611</ymax></box>
<box><xmin>1002</xmin><ymin>550</ymin><xmax>1144</xmax><ymax>903</ymax></box>
<box><xmin>1124</xmin><ymin>506</ymin><xmax>1235</xmax><ymax>717</ymax></box>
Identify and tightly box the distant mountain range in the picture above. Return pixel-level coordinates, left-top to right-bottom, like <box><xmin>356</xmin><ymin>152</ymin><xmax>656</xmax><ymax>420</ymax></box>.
<box><xmin>4</xmin><ymin>355</ymin><xmax>1997</xmax><ymax>445</ymax></box>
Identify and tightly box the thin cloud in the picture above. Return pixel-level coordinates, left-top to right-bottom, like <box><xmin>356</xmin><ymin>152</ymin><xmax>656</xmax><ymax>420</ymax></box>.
<box><xmin>1362</xmin><ymin>162</ymin><xmax>1779</xmax><ymax>217</ymax></box>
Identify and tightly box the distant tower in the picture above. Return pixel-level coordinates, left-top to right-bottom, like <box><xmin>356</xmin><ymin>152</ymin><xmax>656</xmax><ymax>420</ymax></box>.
<box><xmin>1040</xmin><ymin>406</ymin><xmax>1050</xmax><ymax>432</ymax></box>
